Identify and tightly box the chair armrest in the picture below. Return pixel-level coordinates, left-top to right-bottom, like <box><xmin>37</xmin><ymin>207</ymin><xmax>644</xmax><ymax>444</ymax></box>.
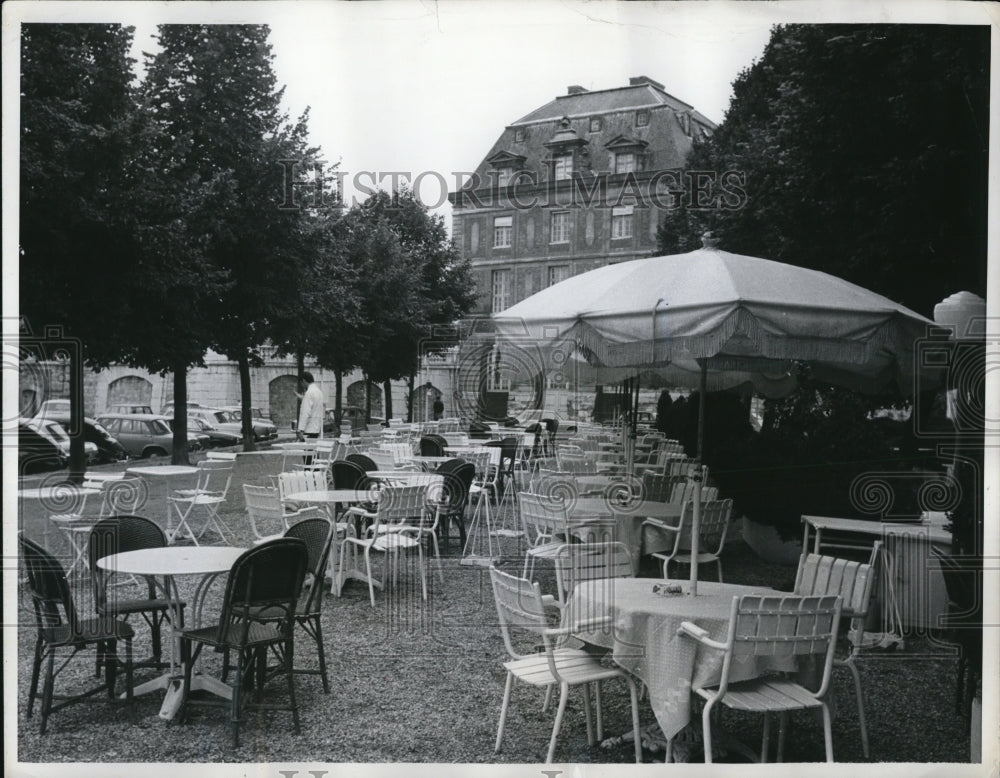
<box><xmin>545</xmin><ymin>615</ymin><xmax>613</xmax><ymax>637</ymax></box>
<box><xmin>541</xmin><ymin>593</ymin><xmax>563</xmax><ymax>611</ymax></box>
<box><xmin>677</xmin><ymin>621</ymin><xmax>727</xmax><ymax>650</ymax></box>
<box><xmin>643</xmin><ymin>517</ymin><xmax>682</xmax><ymax>533</ymax></box>
<box><xmin>344</xmin><ymin>506</ymin><xmax>377</xmax><ymax>519</ymax></box>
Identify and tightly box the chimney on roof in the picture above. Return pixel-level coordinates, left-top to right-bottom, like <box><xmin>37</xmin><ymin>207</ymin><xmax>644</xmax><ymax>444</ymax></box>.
<box><xmin>629</xmin><ymin>75</ymin><xmax>664</xmax><ymax>90</ymax></box>
<box><xmin>567</xmin><ymin>85</ymin><xmax>588</xmax><ymax>95</ymax></box>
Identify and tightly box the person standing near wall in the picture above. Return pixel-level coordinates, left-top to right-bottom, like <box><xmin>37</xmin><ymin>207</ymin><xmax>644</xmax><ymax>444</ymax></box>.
<box><xmin>296</xmin><ymin>371</ymin><xmax>325</xmax><ymax>440</ymax></box>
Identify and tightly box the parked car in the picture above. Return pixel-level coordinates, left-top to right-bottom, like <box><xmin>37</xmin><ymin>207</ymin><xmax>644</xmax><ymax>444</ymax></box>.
<box><xmin>95</xmin><ymin>413</ymin><xmax>204</xmax><ymax>459</ymax></box>
<box><xmin>187</xmin><ymin>415</ymin><xmax>241</xmax><ymax>448</ymax></box>
<box><xmin>23</xmin><ymin>416</ymin><xmax>99</xmax><ymax>463</ymax></box>
<box><xmin>161</xmin><ymin>417</ymin><xmax>211</xmax><ymax>451</ymax></box>
<box><xmin>219</xmin><ymin>406</ymin><xmax>278</xmax><ymax>441</ymax></box>
<box><xmin>34</xmin><ymin>398</ymin><xmax>71</xmax><ymax>419</ymax></box>
<box><xmin>106</xmin><ymin>403</ymin><xmax>155</xmax><ymax>415</ymax></box>
<box><xmin>159</xmin><ymin>400</ymin><xmax>206</xmax><ymax>417</ymax></box>
<box><xmin>32</xmin><ymin>410</ymin><xmax>128</xmax><ymax>464</ymax></box>
<box><xmin>18</xmin><ymin>421</ymin><xmax>67</xmax><ymax>474</ymax></box>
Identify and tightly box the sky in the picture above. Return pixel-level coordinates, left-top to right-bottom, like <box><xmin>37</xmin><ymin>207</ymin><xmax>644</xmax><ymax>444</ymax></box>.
<box><xmin>119</xmin><ymin>1</ymin><xmax>779</xmax><ymax>222</ymax></box>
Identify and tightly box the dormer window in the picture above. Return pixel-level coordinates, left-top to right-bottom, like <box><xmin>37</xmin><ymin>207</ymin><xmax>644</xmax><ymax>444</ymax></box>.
<box><xmin>605</xmin><ymin>135</ymin><xmax>648</xmax><ymax>175</ymax></box>
<box><xmin>614</xmin><ymin>152</ymin><xmax>636</xmax><ymax>175</ymax></box>
<box><xmin>486</xmin><ymin>149</ymin><xmax>527</xmax><ymax>188</ymax></box>
<box><xmin>636</xmin><ymin>110</ymin><xmax>649</xmax><ymax>127</ymax></box>
<box><xmin>514</xmin><ymin>128</ymin><xmax>525</xmax><ymax>143</ymax></box>
<box><xmin>589</xmin><ymin>117</ymin><xmax>602</xmax><ymax>133</ymax></box>
<box><xmin>553</xmin><ymin>154</ymin><xmax>574</xmax><ymax>181</ymax></box>
<box><xmin>496</xmin><ymin>166</ymin><xmax>514</xmax><ymax>187</ymax></box>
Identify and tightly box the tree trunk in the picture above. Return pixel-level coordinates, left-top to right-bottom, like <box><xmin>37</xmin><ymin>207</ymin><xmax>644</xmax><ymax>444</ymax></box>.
<box><xmin>334</xmin><ymin>369</ymin><xmax>343</xmax><ymax>432</ymax></box>
<box><xmin>364</xmin><ymin>374</ymin><xmax>372</xmax><ymax>424</ymax></box>
<box><xmin>406</xmin><ymin>373</ymin><xmax>415</xmax><ymax>423</ymax></box>
<box><xmin>237</xmin><ymin>351</ymin><xmax>256</xmax><ymax>452</ymax></box>
<box><xmin>68</xmin><ymin>349</ymin><xmax>85</xmax><ymax>483</ymax></box>
<box><xmin>383</xmin><ymin>379</ymin><xmax>393</xmax><ymax>421</ymax></box>
<box><xmin>172</xmin><ymin>362</ymin><xmax>190</xmax><ymax>465</ymax></box>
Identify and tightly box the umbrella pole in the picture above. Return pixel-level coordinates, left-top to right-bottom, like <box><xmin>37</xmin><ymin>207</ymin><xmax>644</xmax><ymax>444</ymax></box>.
<box><xmin>690</xmin><ymin>360</ymin><xmax>707</xmax><ymax>596</ymax></box>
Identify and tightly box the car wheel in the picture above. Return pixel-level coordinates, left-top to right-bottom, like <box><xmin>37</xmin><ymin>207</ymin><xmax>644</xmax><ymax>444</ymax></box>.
<box><xmin>143</xmin><ymin>446</ymin><xmax>168</xmax><ymax>459</ymax></box>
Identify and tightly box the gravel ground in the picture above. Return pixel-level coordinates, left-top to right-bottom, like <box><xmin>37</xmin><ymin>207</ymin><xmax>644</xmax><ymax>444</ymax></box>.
<box><xmin>14</xmin><ymin>492</ymin><xmax>976</xmax><ymax>765</ymax></box>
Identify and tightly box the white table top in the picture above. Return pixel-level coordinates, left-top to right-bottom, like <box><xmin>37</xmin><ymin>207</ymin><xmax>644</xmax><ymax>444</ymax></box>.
<box><xmin>570</xmin><ymin>496</ymin><xmax>681</xmax><ymax>521</ymax></box>
<box><xmin>81</xmin><ymin>471</ymin><xmax>129</xmax><ymax>483</ymax></box>
<box><xmin>803</xmin><ymin>514</ymin><xmax>952</xmax><ymax>545</ymax></box>
<box><xmin>18</xmin><ymin>485</ymin><xmax>101</xmax><ymax>500</ymax></box>
<box><xmin>126</xmin><ymin>465</ymin><xmax>200</xmax><ymax>477</ymax></box>
<box><xmin>272</xmin><ymin>441</ymin><xmax>320</xmax><ymax>451</ymax></box>
<box><xmin>97</xmin><ymin>545</ymin><xmax>246</xmax><ymax>576</ymax></box>
<box><xmin>284</xmin><ymin>489</ymin><xmax>376</xmax><ymax>505</ymax></box>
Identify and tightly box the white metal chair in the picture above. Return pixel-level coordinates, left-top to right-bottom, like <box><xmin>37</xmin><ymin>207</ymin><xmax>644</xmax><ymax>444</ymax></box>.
<box><xmin>552</xmin><ymin>541</ymin><xmax>634</xmax><ymax>607</ymax></box>
<box><xmin>517</xmin><ymin>492</ymin><xmax>572</xmax><ymax>581</ymax></box>
<box><xmin>243</xmin><ymin>483</ymin><xmax>318</xmax><ymax>545</ymax></box>
<box><xmin>488</xmin><ymin>565</ymin><xmax>642</xmax><ymax>763</ymax></box>
<box><xmin>293</xmin><ymin>439</ymin><xmax>342</xmax><ymax>473</ymax></box>
<box><xmin>49</xmin><ymin>477</ymin><xmax>144</xmax><ymax>578</ymax></box>
<box><xmin>646</xmin><ymin>498</ymin><xmax>733</xmax><ymax>581</ymax></box>
<box><xmin>793</xmin><ymin>543</ymin><xmax>880</xmax><ymax>759</ymax></box>
<box><xmin>341</xmin><ymin>485</ymin><xmax>433</xmax><ymax>607</ymax></box>
<box><xmin>677</xmin><ymin>594</ymin><xmax>843</xmax><ymax>763</ymax></box>
<box><xmin>167</xmin><ymin>460</ymin><xmax>233</xmax><ymax>544</ymax></box>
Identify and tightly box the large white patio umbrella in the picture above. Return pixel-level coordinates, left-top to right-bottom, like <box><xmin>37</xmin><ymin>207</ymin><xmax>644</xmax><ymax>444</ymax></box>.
<box><xmin>494</xmin><ymin>235</ymin><xmax>939</xmax><ymax>592</ymax></box>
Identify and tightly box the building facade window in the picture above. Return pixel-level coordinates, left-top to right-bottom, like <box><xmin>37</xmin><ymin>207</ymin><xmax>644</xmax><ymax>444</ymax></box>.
<box><xmin>614</xmin><ymin>152</ymin><xmax>636</xmax><ymax>174</ymax></box>
<box><xmin>553</xmin><ymin>154</ymin><xmax>574</xmax><ymax>181</ymax></box>
<box><xmin>514</xmin><ymin>128</ymin><xmax>525</xmax><ymax>143</ymax></box>
<box><xmin>636</xmin><ymin>110</ymin><xmax>649</xmax><ymax>127</ymax></box>
<box><xmin>493</xmin><ymin>215</ymin><xmax>512</xmax><ymax>248</ymax></box>
<box><xmin>495</xmin><ymin>166</ymin><xmax>514</xmax><ymax>187</ymax></box>
<box><xmin>611</xmin><ymin>206</ymin><xmax>634</xmax><ymax>240</ymax></box>
<box><xmin>491</xmin><ymin>269</ymin><xmax>511</xmax><ymax>312</ymax></box>
<box><xmin>589</xmin><ymin>117</ymin><xmax>602</xmax><ymax>133</ymax></box>
<box><xmin>550</xmin><ymin>212</ymin><xmax>570</xmax><ymax>244</ymax></box>
<box><xmin>548</xmin><ymin>265</ymin><xmax>571</xmax><ymax>287</ymax></box>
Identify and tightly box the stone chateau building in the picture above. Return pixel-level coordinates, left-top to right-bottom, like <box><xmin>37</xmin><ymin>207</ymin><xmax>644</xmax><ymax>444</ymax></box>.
<box><xmin>449</xmin><ymin>76</ymin><xmax>717</xmax><ymax>314</ymax></box>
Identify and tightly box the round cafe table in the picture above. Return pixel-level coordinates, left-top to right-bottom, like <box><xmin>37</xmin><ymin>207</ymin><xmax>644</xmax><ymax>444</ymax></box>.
<box><xmin>97</xmin><ymin>545</ymin><xmax>245</xmax><ymax>720</ymax></box>
<box><xmin>565</xmin><ymin>578</ymin><xmax>790</xmax><ymax>745</ymax></box>
<box><xmin>282</xmin><ymin>489</ymin><xmax>380</xmax><ymax>596</ymax></box>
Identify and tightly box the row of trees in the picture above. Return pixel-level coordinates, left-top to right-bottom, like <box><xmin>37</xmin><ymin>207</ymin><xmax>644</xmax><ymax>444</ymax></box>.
<box><xmin>20</xmin><ymin>24</ymin><xmax>475</xmax><ymax>474</ymax></box>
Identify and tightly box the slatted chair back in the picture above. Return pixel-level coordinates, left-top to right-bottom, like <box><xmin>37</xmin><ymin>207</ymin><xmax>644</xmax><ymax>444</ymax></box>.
<box><xmin>518</xmin><ymin>492</ymin><xmax>569</xmax><ymax>547</ymax></box>
<box><xmin>672</xmin><ymin>498</ymin><xmax>733</xmax><ymax>554</ymax></box>
<box><xmin>366</xmin><ymin>448</ymin><xmax>397</xmax><ymax>470</ymax></box>
<box><xmin>87</xmin><ymin>515</ymin><xmax>167</xmax><ymax>611</ymax></box>
<box><xmin>720</xmin><ymin>594</ymin><xmax>842</xmax><ymax>698</ymax></box>
<box><xmin>489</xmin><ymin>565</ymin><xmax>550</xmax><ymax>659</ymax></box>
<box><xmin>277</xmin><ymin>469</ymin><xmax>328</xmax><ymax>500</ymax></box>
<box><xmin>243</xmin><ymin>484</ymin><xmax>289</xmax><ymax>541</ymax></box>
<box><xmin>554</xmin><ymin>541</ymin><xmax>634</xmax><ymax>603</ymax></box>
<box><xmin>283</xmin><ymin>518</ymin><xmax>334</xmax><ymax>616</ymax></box>
<box><xmin>369</xmin><ymin>485</ymin><xmax>432</xmax><ymax>535</ymax></box>
<box><xmin>381</xmin><ymin>441</ymin><xmax>414</xmax><ymax>466</ymax></box>
<box><xmin>669</xmin><ymin>479</ymin><xmax>718</xmax><ymax>507</ymax></box>
<box><xmin>97</xmin><ymin>477</ymin><xmax>146</xmax><ymax>517</ymax></box>
<box><xmin>794</xmin><ymin>543</ymin><xmax>880</xmax><ymax>624</ymax></box>
<box><xmin>346</xmin><ymin>453</ymin><xmax>378</xmax><ymax>472</ymax></box>
<box><xmin>193</xmin><ymin>458</ymin><xmax>234</xmax><ymax>497</ymax></box>
<box><xmin>643</xmin><ymin>472</ymin><xmax>685</xmax><ymax>502</ymax></box>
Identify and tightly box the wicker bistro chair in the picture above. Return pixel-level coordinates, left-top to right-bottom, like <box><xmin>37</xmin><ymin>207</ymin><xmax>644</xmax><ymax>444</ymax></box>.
<box><xmin>488</xmin><ymin>566</ymin><xmax>642</xmax><ymax>763</ymax></box>
<box><xmin>178</xmin><ymin>538</ymin><xmax>309</xmax><ymax>748</ymax></box>
<box><xmin>792</xmin><ymin>544</ymin><xmax>880</xmax><ymax>759</ymax></box>
<box><xmin>87</xmin><ymin>515</ymin><xmax>186</xmax><ymax>671</ymax></box>
<box><xmin>677</xmin><ymin>594</ymin><xmax>843</xmax><ymax>764</ymax></box>
<box><xmin>20</xmin><ymin>533</ymin><xmax>135</xmax><ymax>734</ymax></box>
<box><xmin>647</xmin><ymin>498</ymin><xmax>733</xmax><ymax>582</ymax></box>
<box><xmin>341</xmin><ymin>485</ymin><xmax>436</xmax><ymax>607</ymax></box>
<box><xmin>232</xmin><ymin>519</ymin><xmax>336</xmax><ymax>694</ymax></box>
<box><xmin>434</xmin><ymin>459</ymin><xmax>475</xmax><ymax>549</ymax></box>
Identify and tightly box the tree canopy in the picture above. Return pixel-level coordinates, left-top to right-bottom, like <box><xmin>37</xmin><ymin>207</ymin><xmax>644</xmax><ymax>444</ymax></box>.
<box><xmin>657</xmin><ymin>24</ymin><xmax>989</xmax><ymax>317</ymax></box>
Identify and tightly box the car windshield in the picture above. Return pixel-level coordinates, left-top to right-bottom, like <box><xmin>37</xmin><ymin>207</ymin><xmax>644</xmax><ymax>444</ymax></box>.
<box><xmin>42</xmin><ymin>422</ymin><xmax>69</xmax><ymax>444</ymax></box>
<box><xmin>189</xmin><ymin>417</ymin><xmax>211</xmax><ymax>430</ymax></box>
<box><xmin>212</xmin><ymin>411</ymin><xmax>231</xmax><ymax>424</ymax></box>
<box><xmin>150</xmin><ymin>419</ymin><xmax>170</xmax><ymax>434</ymax></box>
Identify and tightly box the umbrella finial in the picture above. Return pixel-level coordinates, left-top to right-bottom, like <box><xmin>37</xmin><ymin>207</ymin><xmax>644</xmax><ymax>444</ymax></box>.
<box><xmin>701</xmin><ymin>231</ymin><xmax>720</xmax><ymax>249</ymax></box>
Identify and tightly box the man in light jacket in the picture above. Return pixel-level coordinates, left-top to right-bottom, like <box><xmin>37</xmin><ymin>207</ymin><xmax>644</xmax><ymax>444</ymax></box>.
<box><xmin>296</xmin><ymin>371</ymin><xmax>325</xmax><ymax>440</ymax></box>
